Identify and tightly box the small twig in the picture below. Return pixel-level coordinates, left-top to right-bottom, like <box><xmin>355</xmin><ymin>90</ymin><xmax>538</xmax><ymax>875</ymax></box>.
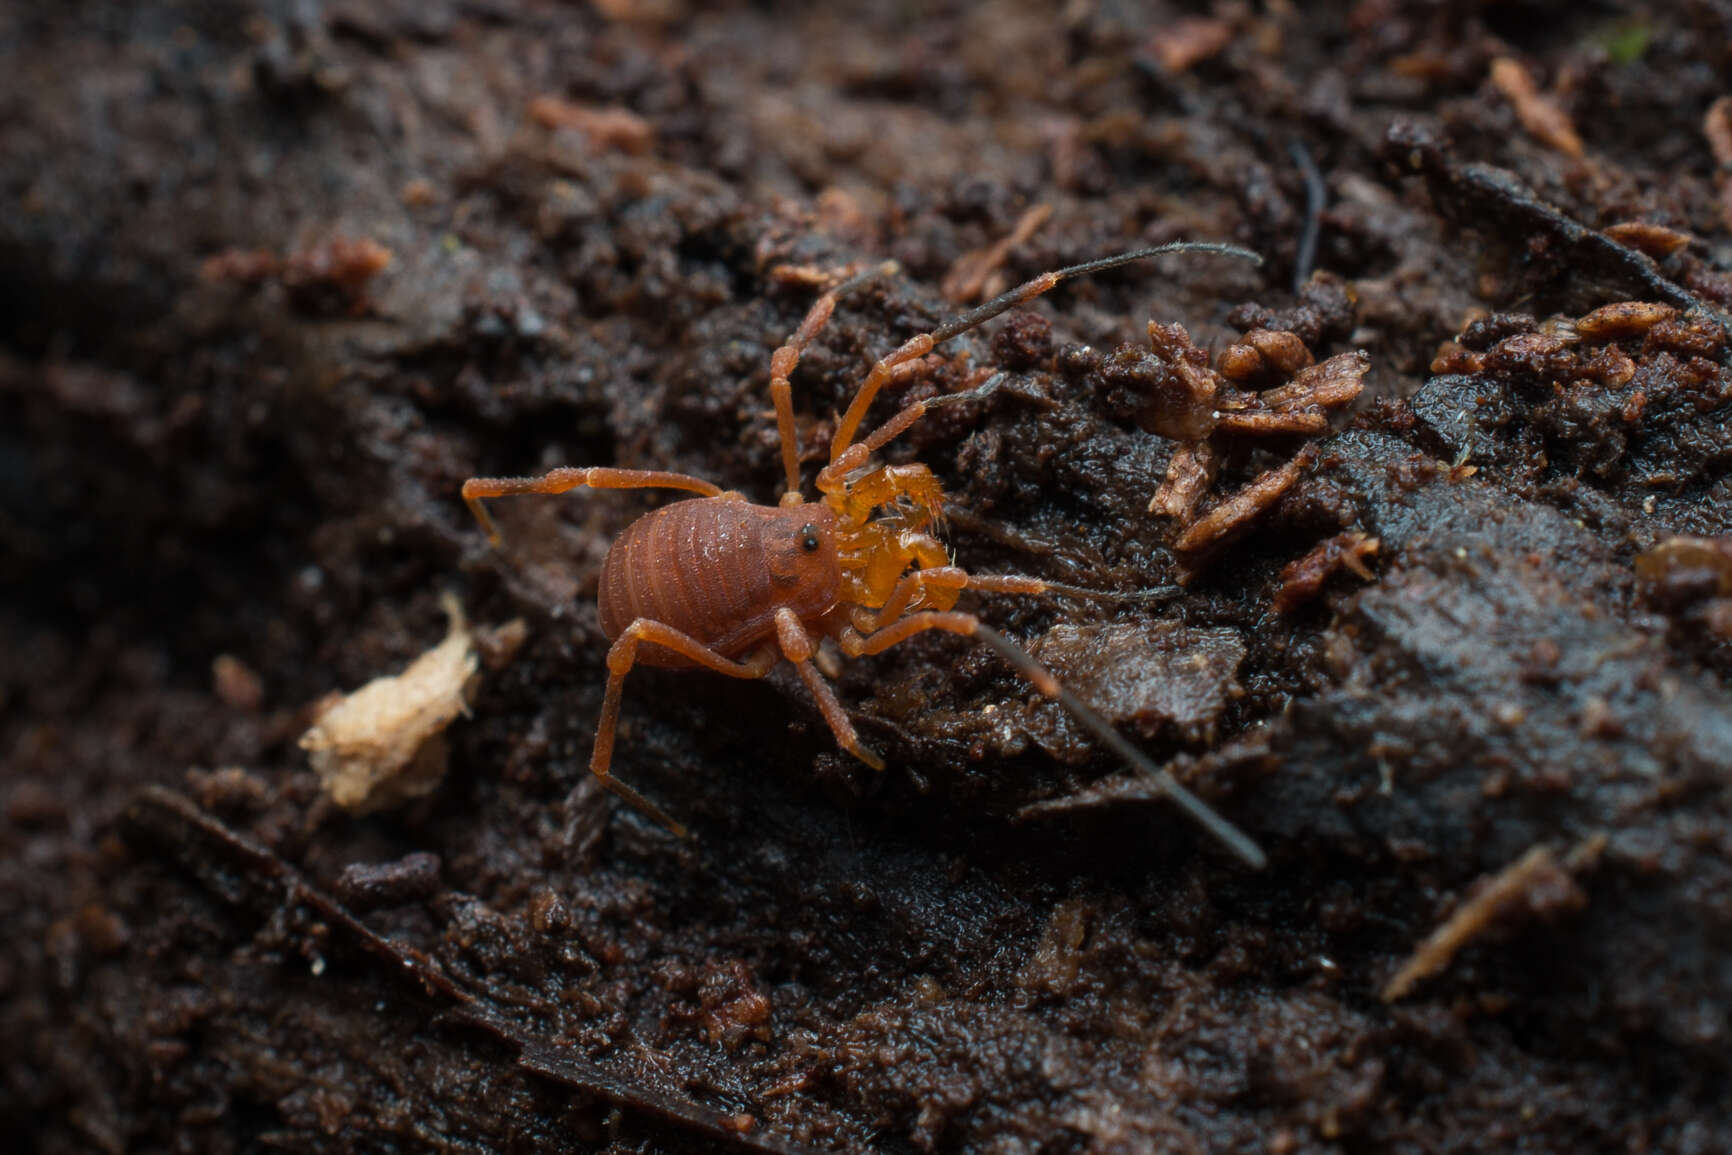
<box><xmin>121</xmin><ymin>787</ymin><xmax>817</xmax><ymax>1155</ymax></box>
<box><xmin>1288</xmin><ymin>139</ymin><xmax>1326</xmax><ymax>293</ymax></box>
<box><xmin>1388</xmin><ymin>123</ymin><xmax>1732</xmax><ymax>336</ymax></box>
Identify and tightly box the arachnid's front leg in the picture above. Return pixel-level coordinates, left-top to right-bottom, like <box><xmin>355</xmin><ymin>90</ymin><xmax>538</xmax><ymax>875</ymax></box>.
<box><xmin>775</xmin><ymin>608</ymin><xmax>883</xmax><ymax>770</ymax></box>
<box><xmin>768</xmin><ymin>262</ymin><xmax>898</xmax><ymax>503</ymax></box>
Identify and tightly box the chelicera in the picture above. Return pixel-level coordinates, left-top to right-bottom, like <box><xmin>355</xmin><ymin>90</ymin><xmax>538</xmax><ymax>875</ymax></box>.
<box><xmin>462</xmin><ymin>243</ymin><xmax>1266</xmax><ymax>867</ymax></box>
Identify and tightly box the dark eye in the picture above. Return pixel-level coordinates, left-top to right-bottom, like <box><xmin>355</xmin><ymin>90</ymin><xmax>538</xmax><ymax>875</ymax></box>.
<box><xmin>799</xmin><ymin>524</ymin><xmax>821</xmax><ymax>552</ymax></box>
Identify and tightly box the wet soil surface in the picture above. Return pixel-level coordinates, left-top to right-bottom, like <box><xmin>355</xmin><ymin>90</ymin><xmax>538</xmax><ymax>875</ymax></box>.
<box><xmin>4</xmin><ymin>2</ymin><xmax>1731</xmax><ymax>1152</ymax></box>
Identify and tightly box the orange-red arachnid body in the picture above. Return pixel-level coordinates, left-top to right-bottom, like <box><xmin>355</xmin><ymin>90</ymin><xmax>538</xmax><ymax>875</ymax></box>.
<box><xmin>462</xmin><ymin>243</ymin><xmax>1268</xmax><ymax>867</ymax></box>
<box><xmin>597</xmin><ymin>501</ymin><xmax>842</xmax><ymax>666</ymax></box>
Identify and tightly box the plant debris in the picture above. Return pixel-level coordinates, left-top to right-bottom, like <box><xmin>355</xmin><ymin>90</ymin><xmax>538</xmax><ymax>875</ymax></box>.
<box><xmin>1106</xmin><ymin>316</ymin><xmax>1368</xmax><ymax>567</ymax></box>
<box><xmin>1383</xmin><ymin>838</ymin><xmax>1604</xmax><ymax>1001</ymax></box>
<box><xmin>1488</xmin><ymin>57</ymin><xmax>1584</xmax><ymax>160</ymax></box>
<box><xmin>300</xmin><ymin>595</ymin><xmax>503</xmax><ymax>814</ymax></box>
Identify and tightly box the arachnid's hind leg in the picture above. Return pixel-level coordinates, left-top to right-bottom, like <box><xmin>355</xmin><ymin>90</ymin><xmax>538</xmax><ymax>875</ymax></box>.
<box><xmin>593</xmin><ymin>619</ymin><xmax>778</xmax><ymax>837</ymax></box>
<box><xmin>461</xmin><ymin>466</ymin><xmax>725</xmax><ymax>546</ymax></box>
<box><xmin>838</xmin><ymin>610</ymin><xmax>1267</xmax><ymax>868</ymax></box>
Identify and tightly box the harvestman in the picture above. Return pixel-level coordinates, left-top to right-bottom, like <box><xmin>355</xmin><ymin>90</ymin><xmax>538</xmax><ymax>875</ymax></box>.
<box><xmin>463</xmin><ymin>243</ymin><xmax>1267</xmax><ymax>867</ymax></box>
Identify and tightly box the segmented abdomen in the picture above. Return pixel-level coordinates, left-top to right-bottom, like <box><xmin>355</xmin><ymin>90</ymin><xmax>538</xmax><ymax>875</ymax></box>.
<box><xmin>597</xmin><ymin>499</ymin><xmax>779</xmax><ymax>666</ymax></box>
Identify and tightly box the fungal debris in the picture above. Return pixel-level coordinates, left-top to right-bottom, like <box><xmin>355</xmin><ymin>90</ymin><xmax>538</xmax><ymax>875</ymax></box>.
<box><xmin>300</xmin><ymin>595</ymin><xmax>524</xmax><ymax>814</ymax></box>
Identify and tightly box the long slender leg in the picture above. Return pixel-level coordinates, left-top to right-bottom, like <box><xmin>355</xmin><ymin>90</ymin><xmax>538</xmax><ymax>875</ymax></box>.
<box><xmin>593</xmin><ymin>619</ymin><xmax>778</xmax><ymax>837</ymax></box>
<box><xmin>828</xmin><ymin>242</ymin><xmax>1264</xmax><ymax>463</ymax></box>
<box><xmin>817</xmin><ymin>374</ymin><xmax>1011</xmax><ymax>491</ymax></box>
<box><xmin>851</xmin><ymin>566</ymin><xmax>970</xmax><ymax>631</ymax></box>
<box><xmin>768</xmin><ymin>262</ymin><xmax>898</xmax><ymax>503</ymax></box>
<box><xmin>791</xmin><ymin>662</ymin><xmax>885</xmax><ymax>771</ymax></box>
<box><xmin>461</xmin><ymin>466</ymin><xmax>724</xmax><ymax>545</ymax></box>
<box><xmin>849</xmin><ymin>562</ymin><xmax>1178</xmax><ymax>635</ymax></box>
<box><xmin>774</xmin><ymin>607</ymin><xmax>883</xmax><ymax>768</ymax></box>
<box><xmin>838</xmin><ymin>610</ymin><xmax>1267</xmax><ymax>868</ymax></box>
<box><xmin>961</xmin><ymin>572</ymin><xmax>1182</xmax><ymax>603</ymax></box>
<box><xmin>846</xmin><ymin>561</ymin><xmax>1047</xmax><ymax>634</ymax></box>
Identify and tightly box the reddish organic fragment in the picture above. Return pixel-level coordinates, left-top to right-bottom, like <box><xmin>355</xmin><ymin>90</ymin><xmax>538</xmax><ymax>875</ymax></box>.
<box><xmin>281</xmin><ymin>236</ymin><xmax>393</xmax><ymax>300</ymax></box>
<box><xmin>1601</xmin><ymin>221</ymin><xmax>1691</xmax><ymax>258</ymax></box>
<box><xmin>202</xmin><ymin>235</ymin><xmax>392</xmax><ymax>315</ymax></box>
<box><xmin>1705</xmin><ymin>97</ymin><xmax>1732</xmax><ymax>234</ymax></box>
<box><xmin>1383</xmin><ymin>841</ymin><xmax>1600</xmax><ymax>1001</ymax></box>
<box><xmin>1575</xmin><ymin>301</ymin><xmax>1677</xmax><ymax>341</ymax></box>
<box><xmin>1242</xmin><ymin>328</ymin><xmax>1315</xmax><ymax>375</ymax></box>
<box><xmin>590</xmin><ymin>0</ymin><xmax>685</xmax><ymax>23</ymax></box>
<box><xmin>1216</xmin><ymin>342</ymin><xmax>1266</xmax><ymax>382</ymax></box>
<box><xmin>1637</xmin><ymin>534</ymin><xmax>1732</xmax><ymax>637</ymax></box>
<box><xmin>1707</xmin><ymin>97</ymin><xmax>1732</xmax><ymax>168</ymax></box>
<box><xmin>1273</xmin><ymin>531</ymin><xmax>1381</xmax><ymax>614</ymax></box>
<box><xmin>1489</xmin><ymin>57</ymin><xmax>1584</xmax><ymax>159</ymax></box>
<box><xmin>211</xmin><ymin>654</ymin><xmax>265</xmax><ymax>712</ymax></box>
<box><xmin>698</xmin><ymin>961</ymin><xmax>774</xmax><ymax>1051</ymax></box>
<box><xmin>1260</xmin><ymin>351</ymin><xmax>1371</xmax><ymax>412</ymax></box>
<box><xmin>1430</xmin><ymin>341</ymin><xmax>1484</xmax><ymax>374</ymax></box>
<box><xmin>942</xmin><ymin>203</ymin><xmax>1052</xmax><ymax>303</ymax></box>
<box><xmin>1147</xmin><ymin>17</ymin><xmax>1235</xmax><ymax>73</ymax></box>
<box><xmin>200</xmin><ymin>247</ymin><xmax>279</xmax><ymax>284</ymax></box>
<box><xmin>1176</xmin><ymin>444</ymin><xmax>1318</xmax><ymax>556</ymax></box>
<box><xmin>1636</xmin><ymin>535</ymin><xmax>1732</xmax><ymax>596</ymax></box>
<box><xmin>1218</xmin><ymin>328</ymin><xmax>1315</xmax><ymax>385</ymax></box>
<box><xmin>529</xmin><ymin>95</ymin><xmax>655</xmax><ymax>155</ymax></box>
<box><xmin>1138</xmin><ymin>322</ymin><xmax>1225</xmax><ymax>441</ymax></box>
<box><xmin>1212</xmin><ymin>409</ymin><xmax>1329</xmax><ymax>436</ymax></box>
<box><xmin>1148</xmin><ymin>442</ymin><xmax>1219</xmax><ymax>521</ymax></box>
<box><xmin>1135</xmin><ymin>319</ymin><xmax>1367</xmax><ymax>573</ymax></box>
<box><xmin>1432</xmin><ymin>299</ymin><xmax>1718</xmax><ymax>404</ymax></box>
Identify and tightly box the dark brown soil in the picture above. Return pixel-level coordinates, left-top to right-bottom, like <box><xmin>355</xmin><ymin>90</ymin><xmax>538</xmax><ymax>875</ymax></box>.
<box><xmin>4</xmin><ymin>2</ymin><xmax>1730</xmax><ymax>1152</ymax></box>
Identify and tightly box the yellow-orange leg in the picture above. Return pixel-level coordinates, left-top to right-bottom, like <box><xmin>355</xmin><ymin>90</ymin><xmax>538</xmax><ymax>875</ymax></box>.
<box><xmin>838</xmin><ymin>610</ymin><xmax>1267</xmax><ymax>868</ymax></box>
<box><xmin>768</xmin><ymin>262</ymin><xmax>898</xmax><ymax>503</ymax></box>
<box><xmin>856</xmin><ymin>539</ymin><xmax>1164</xmax><ymax>620</ymax></box>
<box><xmin>461</xmin><ymin>467</ymin><xmax>724</xmax><ymax>546</ymax></box>
<box><xmin>828</xmin><ymin>242</ymin><xmax>1264</xmax><ymax>464</ymax></box>
<box><xmin>817</xmin><ymin>371</ymin><xmax>1021</xmax><ymax>491</ymax></box>
<box><xmin>828</xmin><ymin>333</ymin><xmax>940</xmax><ymax>465</ymax></box>
<box><xmin>769</xmin><ymin>296</ymin><xmax>837</xmax><ymax>502</ymax></box>
<box><xmin>594</xmin><ymin>619</ymin><xmax>779</xmax><ymax>837</ymax></box>
<box><xmin>775</xmin><ymin>608</ymin><xmax>883</xmax><ymax>769</ymax></box>
<box><xmin>844</xmin><ymin>564</ymin><xmax>1039</xmax><ymax>632</ymax></box>
<box><xmin>852</xmin><ymin>567</ymin><xmax>969</xmax><ymax>630</ymax></box>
